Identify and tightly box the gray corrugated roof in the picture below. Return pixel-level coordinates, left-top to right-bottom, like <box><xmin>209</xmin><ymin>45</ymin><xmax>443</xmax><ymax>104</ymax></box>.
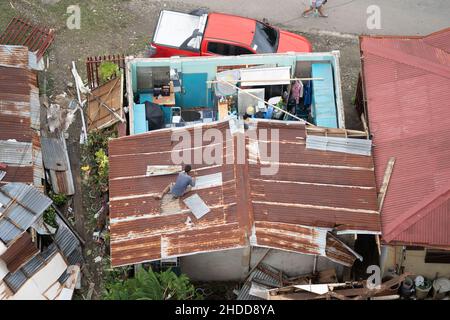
<box><xmin>236</xmin><ymin>263</ymin><xmax>283</xmax><ymax>300</ymax></box>
<box><xmin>3</xmin><ymin>270</ymin><xmax>28</xmax><ymax>293</ymax></box>
<box><xmin>0</xmin><ymin>183</ymin><xmax>52</xmax><ymax>245</ymax></box>
<box><xmin>40</xmin><ymin>136</ymin><xmax>69</xmax><ymax>171</ymax></box>
<box><xmin>54</xmin><ymin>215</ymin><xmax>84</xmax><ymax>266</ymax></box>
<box><xmin>6</xmin><ymin>244</ymin><xmax>58</xmax><ymax>293</ymax></box>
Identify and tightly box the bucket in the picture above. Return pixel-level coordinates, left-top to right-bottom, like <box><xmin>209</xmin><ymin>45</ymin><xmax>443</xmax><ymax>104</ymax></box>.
<box><xmin>415</xmin><ymin>279</ymin><xmax>432</xmax><ymax>300</ymax></box>
<box><xmin>400</xmin><ymin>277</ymin><xmax>414</xmax><ymax>298</ymax></box>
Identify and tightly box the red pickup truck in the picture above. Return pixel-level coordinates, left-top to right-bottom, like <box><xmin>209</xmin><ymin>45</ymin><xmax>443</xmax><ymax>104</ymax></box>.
<box><xmin>149</xmin><ymin>10</ymin><xmax>312</xmax><ymax>58</ymax></box>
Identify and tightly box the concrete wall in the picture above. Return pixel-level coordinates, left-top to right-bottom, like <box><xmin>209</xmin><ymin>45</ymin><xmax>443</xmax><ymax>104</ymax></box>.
<box><xmin>180</xmin><ymin>247</ymin><xmax>250</xmax><ymax>282</ymax></box>
<box><xmin>381</xmin><ymin>245</ymin><xmax>450</xmax><ymax>279</ymax></box>
<box><xmin>180</xmin><ymin>247</ymin><xmax>345</xmax><ymax>282</ymax></box>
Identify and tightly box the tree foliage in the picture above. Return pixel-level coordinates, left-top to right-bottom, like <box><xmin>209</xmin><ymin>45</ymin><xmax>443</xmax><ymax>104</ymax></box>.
<box><xmin>103</xmin><ymin>268</ymin><xmax>203</xmax><ymax>300</ymax></box>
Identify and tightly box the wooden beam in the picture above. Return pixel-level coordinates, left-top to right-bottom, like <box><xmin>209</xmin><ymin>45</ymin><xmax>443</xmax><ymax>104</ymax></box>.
<box><xmin>244</xmin><ymin>248</ymin><xmax>271</xmax><ymax>283</ymax></box>
<box><xmin>378</xmin><ymin>157</ymin><xmax>396</xmax><ymax>210</ymax></box>
<box><xmin>376</xmin><ymin>157</ymin><xmax>396</xmax><ymax>254</ymax></box>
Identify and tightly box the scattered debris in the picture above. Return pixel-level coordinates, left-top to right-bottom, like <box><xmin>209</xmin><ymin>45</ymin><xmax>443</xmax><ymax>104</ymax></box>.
<box><xmin>94</xmin><ymin>256</ymin><xmax>102</xmax><ymax>263</ymax></box>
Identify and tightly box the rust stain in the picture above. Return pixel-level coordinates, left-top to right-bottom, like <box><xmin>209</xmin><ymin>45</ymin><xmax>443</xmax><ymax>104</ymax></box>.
<box><xmin>109</xmin><ymin>120</ymin><xmax>381</xmax><ymax>267</ymax></box>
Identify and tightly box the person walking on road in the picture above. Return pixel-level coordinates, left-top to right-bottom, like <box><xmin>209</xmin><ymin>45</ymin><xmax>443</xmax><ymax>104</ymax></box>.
<box><xmin>302</xmin><ymin>0</ymin><xmax>328</xmax><ymax>18</ymax></box>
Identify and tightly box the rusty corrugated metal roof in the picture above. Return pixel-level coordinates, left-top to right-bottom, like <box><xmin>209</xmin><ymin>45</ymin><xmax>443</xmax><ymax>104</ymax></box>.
<box><xmin>0</xmin><ymin>232</ymin><xmax>39</xmax><ymax>273</ymax></box>
<box><xmin>0</xmin><ymin>45</ymin><xmax>41</xmax><ymax>188</ymax></box>
<box><xmin>0</xmin><ymin>45</ymin><xmax>28</xmax><ymax>68</ymax></box>
<box><xmin>361</xmin><ymin>28</ymin><xmax>450</xmax><ymax>248</ymax></box>
<box><xmin>109</xmin><ymin>120</ymin><xmax>379</xmax><ymax>267</ymax></box>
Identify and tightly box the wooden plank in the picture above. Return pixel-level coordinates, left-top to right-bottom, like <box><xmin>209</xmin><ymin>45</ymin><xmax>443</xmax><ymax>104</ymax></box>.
<box><xmin>376</xmin><ymin>157</ymin><xmax>396</xmax><ymax>254</ymax></box>
<box><xmin>377</xmin><ymin>157</ymin><xmax>396</xmax><ymax>210</ymax></box>
<box><xmin>146</xmin><ymin>165</ymin><xmax>181</xmax><ymax>177</ymax></box>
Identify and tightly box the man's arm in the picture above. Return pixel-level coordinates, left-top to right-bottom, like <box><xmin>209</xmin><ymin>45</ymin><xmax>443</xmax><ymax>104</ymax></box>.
<box><xmin>190</xmin><ymin>176</ymin><xmax>196</xmax><ymax>187</ymax></box>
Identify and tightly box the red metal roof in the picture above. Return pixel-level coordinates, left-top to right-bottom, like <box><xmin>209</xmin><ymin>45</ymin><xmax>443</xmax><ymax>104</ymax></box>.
<box><xmin>204</xmin><ymin>13</ymin><xmax>256</xmax><ymax>46</ymax></box>
<box><xmin>361</xmin><ymin>28</ymin><xmax>450</xmax><ymax>248</ymax></box>
<box><xmin>109</xmin><ymin>120</ymin><xmax>379</xmax><ymax>267</ymax></box>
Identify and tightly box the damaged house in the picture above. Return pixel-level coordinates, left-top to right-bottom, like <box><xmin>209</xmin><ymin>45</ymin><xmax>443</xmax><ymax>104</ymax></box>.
<box><xmin>0</xmin><ymin>183</ymin><xmax>83</xmax><ymax>300</ymax></box>
<box><xmin>124</xmin><ymin>51</ymin><xmax>347</xmax><ymax>135</ymax></box>
<box><xmin>0</xmin><ymin>41</ymin><xmax>83</xmax><ymax>299</ymax></box>
<box><xmin>357</xmin><ymin>28</ymin><xmax>450</xmax><ymax>279</ymax></box>
<box><xmin>0</xmin><ymin>45</ymin><xmax>43</xmax><ymax>189</ymax></box>
<box><xmin>109</xmin><ymin>49</ymin><xmax>383</xmax><ymax>282</ymax></box>
<box><xmin>108</xmin><ymin>119</ymin><xmax>380</xmax><ymax>281</ymax></box>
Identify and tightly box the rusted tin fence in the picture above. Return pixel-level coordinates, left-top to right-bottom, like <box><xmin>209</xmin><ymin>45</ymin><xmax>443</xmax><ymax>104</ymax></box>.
<box><xmin>0</xmin><ymin>17</ymin><xmax>55</xmax><ymax>61</ymax></box>
<box><xmin>86</xmin><ymin>54</ymin><xmax>126</xmax><ymax>89</ymax></box>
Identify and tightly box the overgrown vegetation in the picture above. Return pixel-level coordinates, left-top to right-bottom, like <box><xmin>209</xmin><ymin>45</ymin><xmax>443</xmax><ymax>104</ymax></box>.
<box><xmin>43</xmin><ymin>206</ymin><xmax>58</xmax><ymax>229</ymax></box>
<box><xmin>82</xmin><ymin>130</ymin><xmax>116</xmax><ymax>194</ymax></box>
<box><xmin>49</xmin><ymin>192</ymin><xmax>68</xmax><ymax>207</ymax></box>
<box><xmin>99</xmin><ymin>62</ymin><xmax>120</xmax><ymax>83</ymax></box>
<box><xmin>103</xmin><ymin>268</ymin><xmax>203</xmax><ymax>300</ymax></box>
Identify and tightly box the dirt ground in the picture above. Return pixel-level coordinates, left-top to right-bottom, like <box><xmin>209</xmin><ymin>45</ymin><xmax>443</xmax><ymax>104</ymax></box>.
<box><xmin>0</xmin><ymin>0</ymin><xmax>362</xmax><ymax>299</ymax></box>
<box><xmin>0</xmin><ymin>1</ymin><xmax>362</xmax><ymax>129</ymax></box>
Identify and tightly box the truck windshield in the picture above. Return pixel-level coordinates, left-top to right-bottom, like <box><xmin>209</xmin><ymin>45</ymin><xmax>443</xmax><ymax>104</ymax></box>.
<box><xmin>251</xmin><ymin>22</ymin><xmax>279</xmax><ymax>54</ymax></box>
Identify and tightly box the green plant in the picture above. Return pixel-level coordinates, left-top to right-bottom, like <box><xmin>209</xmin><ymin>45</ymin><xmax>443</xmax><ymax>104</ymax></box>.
<box><xmin>50</xmin><ymin>193</ymin><xmax>68</xmax><ymax>207</ymax></box>
<box><xmin>103</xmin><ymin>268</ymin><xmax>203</xmax><ymax>300</ymax></box>
<box><xmin>43</xmin><ymin>206</ymin><xmax>58</xmax><ymax>229</ymax></box>
<box><xmin>99</xmin><ymin>62</ymin><xmax>120</xmax><ymax>83</ymax></box>
<box><xmin>95</xmin><ymin>148</ymin><xmax>109</xmax><ymax>191</ymax></box>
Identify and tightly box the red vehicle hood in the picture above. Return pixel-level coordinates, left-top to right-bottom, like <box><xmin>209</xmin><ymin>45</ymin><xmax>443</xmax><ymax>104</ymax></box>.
<box><xmin>277</xmin><ymin>30</ymin><xmax>312</xmax><ymax>53</ymax></box>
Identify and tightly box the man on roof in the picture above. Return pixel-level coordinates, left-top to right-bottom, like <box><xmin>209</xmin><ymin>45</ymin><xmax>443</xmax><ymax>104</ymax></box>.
<box><xmin>157</xmin><ymin>165</ymin><xmax>196</xmax><ymax>200</ymax></box>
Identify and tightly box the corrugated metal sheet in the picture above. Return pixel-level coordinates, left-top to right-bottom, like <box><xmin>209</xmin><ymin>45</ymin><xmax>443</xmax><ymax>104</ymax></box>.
<box><xmin>0</xmin><ymin>183</ymin><xmax>52</xmax><ymax>245</ymax></box>
<box><xmin>40</xmin><ymin>136</ymin><xmax>69</xmax><ymax>171</ymax></box>
<box><xmin>109</xmin><ymin>120</ymin><xmax>378</xmax><ymax>267</ymax></box>
<box><xmin>237</xmin><ymin>263</ymin><xmax>283</xmax><ymax>300</ymax></box>
<box><xmin>361</xmin><ymin>29</ymin><xmax>450</xmax><ymax>248</ymax></box>
<box><xmin>40</xmin><ymin>135</ymin><xmax>74</xmax><ymax>195</ymax></box>
<box><xmin>0</xmin><ymin>232</ymin><xmax>39</xmax><ymax>272</ymax></box>
<box><xmin>306</xmin><ymin>135</ymin><xmax>372</xmax><ymax>156</ymax></box>
<box><xmin>4</xmin><ymin>244</ymin><xmax>58</xmax><ymax>293</ymax></box>
<box><xmin>0</xmin><ymin>45</ymin><xmax>42</xmax><ymax>188</ymax></box>
<box><xmin>54</xmin><ymin>215</ymin><xmax>84</xmax><ymax>266</ymax></box>
<box><xmin>0</xmin><ymin>141</ymin><xmax>33</xmax><ymax>165</ymax></box>
<box><xmin>0</xmin><ymin>45</ymin><xmax>28</xmax><ymax>68</ymax></box>
<box><xmin>109</xmin><ymin>121</ymin><xmax>245</xmax><ymax>267</ymax></box>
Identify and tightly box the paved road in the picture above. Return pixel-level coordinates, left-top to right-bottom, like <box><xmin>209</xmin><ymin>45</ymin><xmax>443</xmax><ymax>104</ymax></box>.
<box><xmin>160</xmin><ymin>0</ymin><xmax>450</xmax><ymax>36</ymax></box>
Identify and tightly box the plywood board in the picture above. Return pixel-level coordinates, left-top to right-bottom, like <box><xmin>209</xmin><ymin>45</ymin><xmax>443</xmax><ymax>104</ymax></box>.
<box><xmin>87</xmin><ymin>74</ymin><xmax>124</xmax><ymax>131</ymax></box>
